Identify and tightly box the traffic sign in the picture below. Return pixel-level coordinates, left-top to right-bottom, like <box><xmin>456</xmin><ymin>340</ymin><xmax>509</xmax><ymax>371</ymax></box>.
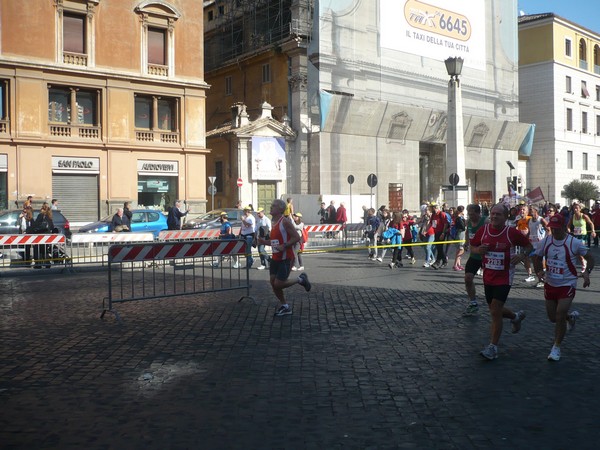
<box><xmin>367</xmin><ymin>173</ymin><xmax>378</xmax><ymax>188</ymax></box>
<box><xmin>449</xmin><ymin>173</ymin><xmax>460</xmax><ymax>186</ymax></box>
<box><xmin>347</xmin><ymin>175</ymin><xmax>355</xmax><ymax>184</ymax></box>
<box><xmin>208</xmin><ymin>185</ymin><xmax>217</xmax><ymax>195</ymax></box>
<box><xmin>209</xmin><ymin>176</ymin><xmax>216</xmax><ymax>185</ymax></box>
<box><xmin>237</xmin><ymin>178</ymin><xmax>243</xmax><ymax>187</ymax></box>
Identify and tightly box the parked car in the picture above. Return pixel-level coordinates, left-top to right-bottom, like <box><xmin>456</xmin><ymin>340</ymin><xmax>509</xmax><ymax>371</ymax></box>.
<box><xmin>182</xmin><ymin>208</ymin><xmax>256</xmax><ymax>230</ymax></box>
<box><xmin>0</xmin><ymin>209</ymin><xmax>72</xmax><ymax>239</ymax></box>
<box><xmin>78</xmin><ymin>209</ymin><xmax>168</xmax><ymax>238</ymax></box>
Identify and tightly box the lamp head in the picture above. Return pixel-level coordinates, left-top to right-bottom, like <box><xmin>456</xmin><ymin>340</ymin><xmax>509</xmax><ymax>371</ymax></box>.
<box><xmin>444</xmin><ymin>56</ymin><xmax>464</xmax><ymax>79</ymax></box>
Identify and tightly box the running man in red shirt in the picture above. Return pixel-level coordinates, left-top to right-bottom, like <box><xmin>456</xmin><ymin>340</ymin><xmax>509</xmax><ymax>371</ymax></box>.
<box><xmin>470</xmin><ymin>204</ymin><xmax>533</xmax><ymax>360</ymax></box>
<box><xmin>257</xmin><ymin>198</ymin><xmax>311</xmax><ymax>317</ymax></box>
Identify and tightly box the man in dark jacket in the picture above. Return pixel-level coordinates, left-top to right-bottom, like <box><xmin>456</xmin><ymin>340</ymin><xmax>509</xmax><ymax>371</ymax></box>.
<box><xmin>167</xmin><ymin>200</ymin><xmax>190</xmax><ymax>230</ymax></box>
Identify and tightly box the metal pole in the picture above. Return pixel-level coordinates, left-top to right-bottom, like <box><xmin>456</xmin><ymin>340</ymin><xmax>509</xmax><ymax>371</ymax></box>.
<box><xmin>370</xmin><ymin>186</ymin><xmax>373</xmax><ymax>209</ymax></box>
<box><xmin>453</xmin><ymin>185</ymin><xmax>456</xmax><ymax>208</ymax></box>
<box><xmin>211</xmin><ymin>191</ymin><xmax>215</xmax><ymax>211</ymax></box>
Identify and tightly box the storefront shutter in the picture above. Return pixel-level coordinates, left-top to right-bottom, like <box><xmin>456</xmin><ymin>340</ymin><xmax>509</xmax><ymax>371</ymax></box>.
<box><xmin>52</xmin><ymin>174</ymin><xmax>99</xmax><ymax>223</ymax></box>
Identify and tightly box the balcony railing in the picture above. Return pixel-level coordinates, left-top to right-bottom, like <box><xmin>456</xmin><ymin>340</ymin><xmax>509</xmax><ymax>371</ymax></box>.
<box><xmin>63</xmin><ymin>52</ymin><xmax>88</xmax><ymax>66</ymax></box>
<box><xmin>49</xmin><ymin>124</ymin><xmax>100</xmax><ymax>139</ymax></box>
<box><xmin>135</xmin><ymin>130</ymin><xmax>179</xmax><ymax>144</ymax></box>
<box><xmin>0</xmin><ymin>119</ymin><xmax>8</xmax><ymax>134</ymax></box>
<box><xmin>579</xmin><ymin>60</ymin><xmax>588</xmax><ymax>70</ymax></box>
<box><xmin>595</xmin><ymin>64</ymin><xmax>600</xmax><ymax>75</ymax></box>
<box><xmin>148</xmin><ymin>64</ymin><xmax>168</xmax><ymax>76</ymax></box>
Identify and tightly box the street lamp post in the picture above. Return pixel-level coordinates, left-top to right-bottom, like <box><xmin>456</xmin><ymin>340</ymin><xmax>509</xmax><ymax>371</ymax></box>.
<box><xmin>444</xmin><ymin>56</ymin><xmax>467</xmax><ymax>207</ymax></box>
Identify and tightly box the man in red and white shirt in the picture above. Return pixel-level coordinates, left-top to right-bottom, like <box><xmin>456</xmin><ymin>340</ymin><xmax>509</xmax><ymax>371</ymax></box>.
<box><xmin>470</xmin><ymin>204</ymin><xmax>533</xmax><ymax>360</ymax></box>
<box><xmin>533</xmin><ymin>214</ymin><xmax>594</xmax><ymax>361</ymax></box>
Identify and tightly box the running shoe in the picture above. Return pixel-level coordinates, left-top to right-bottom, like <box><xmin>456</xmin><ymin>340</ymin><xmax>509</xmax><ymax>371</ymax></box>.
<box><xmin>524</xmin><ymin>275</ymin><xmax>536</xmax><ymax>282</ymax></box>
<box><xmin>376</xmin><ymin>257</ymin><xmax>383</xmax><ymax>262</ymax></box>
<box><xmin>567</xmin><ymin>310</ymin><xmax>579</xmax><ymax>333</ymax></box>
<box><xmin>535</xmin><ymin>281</ymin><xmax>544</xmax><ymax>288</ymax></box>
<box><xmin>388</xmin><ymin>262</ymin><xmax>396</xmax><ymax>269</ymax></box>
<box><xmin>511</xmin><ymin>310</ymin><xmax>526</xmax><ymax>334</ymax></box>
<box><xmin>232</xmin><ymin>263</ymin><xmax>240</xmax><ymax>269</ymax></box>
<box><xmin>462</xmin><ymin>303</ymin><xmax>479</xmax><ymax>316</ymax></box>
<box><xmin>257</xmin><ymin>265</ymin><xmax>266</xmax><ymax>270</ymax></box>
<box><xmin>480</xmin><ymin>344</ymin><xmax>498</xmax><ymax>360</ymax></box>
<box><xmin>274</xmin><ymin>305</ymin><xmax>292</xmax><ymax>317</ymax></box>
<box><xmin>298</xmin><ymin>273</ymin><xmax>312</xmax><ymax>292</ymax></box>
<box><xmin>547</xmin><ymin>345</ymin><xmax>561</xmax><ymax>361</ymax></box>
<box><xmin>410</xmin><ymin>257</ymin><xmax>416</xmax><ymax>265</ymax></box>
<box><xmin>423</xmin><ymin>262</ymin><xmax>430</xmax><ymax>268</ymax></box>
<box><xmin>298</xmin><ymin>266</ymin><xmax>304</xmax><ymax>271</ymax></box>
<box><xmin>291</xmin><ymin>266</ymin><xmax>298</xmax><ymax>271</ymax></box>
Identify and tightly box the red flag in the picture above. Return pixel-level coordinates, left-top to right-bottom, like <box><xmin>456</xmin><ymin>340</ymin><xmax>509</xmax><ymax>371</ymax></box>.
<box><xmin>525</xmin><ymin>187</ymin><xmax>545</xmax><ymax>203</ymax></box>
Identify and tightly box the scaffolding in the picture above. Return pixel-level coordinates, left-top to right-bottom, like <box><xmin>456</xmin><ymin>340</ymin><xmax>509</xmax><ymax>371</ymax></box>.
<box><xmin>205</xmin><ymin>0</ymin><xmax>312</xmax><ymax>72</ymax></box>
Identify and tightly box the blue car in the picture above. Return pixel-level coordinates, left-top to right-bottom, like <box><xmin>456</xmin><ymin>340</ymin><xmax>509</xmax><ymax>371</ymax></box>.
<box><xmin>78</xmin><ymin>209</ymin><xmax>168</xmax><ymax>238</ymax></box>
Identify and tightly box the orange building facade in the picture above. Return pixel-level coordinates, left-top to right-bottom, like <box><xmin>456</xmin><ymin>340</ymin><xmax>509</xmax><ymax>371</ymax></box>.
<box><xmin>0</xmin><ymin>0</ymin><xmax>208</xmax><ymax>223</ymax></box>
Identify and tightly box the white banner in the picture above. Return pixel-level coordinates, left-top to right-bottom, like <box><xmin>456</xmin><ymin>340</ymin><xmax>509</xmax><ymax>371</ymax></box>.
<box><xmin>381</xmin><ymin>0</ymin><xmax>486</xmax><ymax>71</ymax></box>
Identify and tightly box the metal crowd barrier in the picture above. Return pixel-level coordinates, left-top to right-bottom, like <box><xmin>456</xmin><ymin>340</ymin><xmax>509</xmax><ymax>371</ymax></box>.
<box><xmin>68</xmin><ymin>233</ymin><xmax>155</xmax><ymax>268</ymax></box>
<box><xmin>158</xmin><ymin>227</ymin><xmax>241</xmax><ymax>241</ymax></box>
<box><xmin>0</xmin><ymin>224</ymin><xmax>368</xmax><ymax>274</ymax></box>
<box><xmin>102</xmin><ymin>238</ymin><xmax>254</xmax><ymax>320</ymax></box>
<box><xmin>0</xmin><ymin>234</ymin><xmax>69</xmax><ymax>271</ymax></box>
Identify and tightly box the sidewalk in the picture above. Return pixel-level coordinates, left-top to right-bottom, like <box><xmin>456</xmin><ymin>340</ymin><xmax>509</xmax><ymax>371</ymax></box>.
<box><xmin>1</xmin><ymin>249</ymin><xmax>600</xmax><ymax>449</ymax></box>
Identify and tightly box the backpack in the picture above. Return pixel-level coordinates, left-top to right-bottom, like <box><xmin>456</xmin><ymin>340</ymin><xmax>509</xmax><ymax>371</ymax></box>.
<box><xmin>301</xmin><ymin>227</ymin><xmax>309</xmax><ymax>244</ymax></box>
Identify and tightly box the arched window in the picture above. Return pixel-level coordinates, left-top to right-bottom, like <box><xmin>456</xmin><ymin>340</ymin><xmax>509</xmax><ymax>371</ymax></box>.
<box><xmin>135</xmin><ymin>1</ymin><xmax>181</xmax><ymax>77</ymax></box>
<box><xmin>594</xmin><ymin>44</ymin><xmax>600</xmax><ymax>74</ymax></box>
<box><xmin>579</xmin><ymin>38</ymin><xmax>587</xmax><ymax>70</ymax></box>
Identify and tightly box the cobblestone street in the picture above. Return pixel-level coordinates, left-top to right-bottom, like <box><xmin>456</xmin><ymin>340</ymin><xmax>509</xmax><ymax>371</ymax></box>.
<box><xmin>2</xmin><ymin>250</ymin><xmax>600</xmax><ymax>449</ymax></box>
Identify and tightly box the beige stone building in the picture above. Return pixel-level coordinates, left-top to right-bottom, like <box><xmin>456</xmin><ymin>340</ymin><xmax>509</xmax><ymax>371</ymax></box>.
<box><xmin>0</xmin><ymin>0</ymin><xmax>208</xmax><ymax>223</ymax></box>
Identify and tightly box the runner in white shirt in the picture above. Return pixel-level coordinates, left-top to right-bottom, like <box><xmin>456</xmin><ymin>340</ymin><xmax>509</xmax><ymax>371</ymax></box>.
<box><xmin>533</xmin><ymin>214</ymin><xmax>594</xmax><ymax>361</ymax></box>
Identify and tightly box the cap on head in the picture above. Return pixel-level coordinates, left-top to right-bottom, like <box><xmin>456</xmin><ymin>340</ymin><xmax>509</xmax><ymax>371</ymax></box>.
<box><xmin>430</xmin><ymin>202</ymin><xmax>438</xmax><ymax>207</ymax></box>
<box><xmin>294</xmin><ymin>212</ymin><xmax>302</xmax><ymax>218</ymax></box>
<box><xmin>548</xmin><ymin>214</ymin><xmax>565</xmax><ymax>229</ymax></box>
<box><xmin>243</xmin><ymin>206</ymin><xmax>252</xmax><ymax>211</ymax></box>
<box><xmin>257</xmin><ymin>207</ymin><xmax>264</xmax><ymax>213</ymax></box>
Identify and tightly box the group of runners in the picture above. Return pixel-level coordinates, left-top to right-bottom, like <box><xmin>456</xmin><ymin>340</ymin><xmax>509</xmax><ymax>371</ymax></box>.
<box><xmin>462</xmin><ymin>202</ymin><xmax>594</xmax><ymax>361</ymax></box>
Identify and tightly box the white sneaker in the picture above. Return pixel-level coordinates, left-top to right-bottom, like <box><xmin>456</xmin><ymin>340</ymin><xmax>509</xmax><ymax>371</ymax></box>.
<box><xmin>423</xmin><ymin>262</ymin><xmax>430</xmax><ymax>268</ymax></box>
<box><xmin>480</xmin><ymin>344</ymin><xmax>498</xmax><ymax>360</ymax></box>
<box><xmin>567</xmin><ymin>310</ymin><xmax>579</xmax><ymax>333</ymax></box>
<box><xmin>232</xmin><ymin>263</ymin><xmax>240</xmax><ymax>269</ymax></box>
<box><xmin>376</xmin><ymin>257</ymin><xmax>382</xmax><ymax>262</ymax></box>
<box><xmin>524</xmin><ymin>275</ymin><xmax>536</xmax><ymax>282</ymax></box>
<box><xmin>291</xmin><ymin>266</ymin><xmax>298</xmax><ymax>271</ymax></box>
<box><xmin>535</xmin><ymin>281</ymin><xmax>545</xmax><ymax>288</ymax></box>
<box><xmin>547</xmin><ymin>345</ymin><xmax>561</xmax><ymax>361</ymax></box>
<box><xmin>298</xmin><ymin>266</ymin><xmax>304</xmax><ymax>270</ymax></box>
<box><xmin>511</xmin><ymin>310</ymin><xmax>526</xmax><ymax>334</ymax></box>
<box><xmin>410</xmin><ymin>257</ymin><xmax>416</xmax><ymax>265</ymax></box>
<box><xmin>257</xmin><ymin>265</ymin><xmax>266</xmax><ymax>270</ymax></box>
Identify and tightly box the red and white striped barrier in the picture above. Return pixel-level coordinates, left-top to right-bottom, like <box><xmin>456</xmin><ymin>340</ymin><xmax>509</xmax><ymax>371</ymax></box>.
<box><xmin>0</xmin><ymin>234</ymin><xmax>66</xmax><ymax>245</ymax></box>
<box><xmin>71</xmin><ymin>233</ymin><xmax>155</xmax><ymax>244</ymax></box>
<box><xmin>159</xmin><ymin>229</ymin><xmax>220</xmax><ymax>240</ymax></box>
<box><xmin>304</xmin><ymin>224</ymin><xmax>342</xmax><ymax>233</ymax></box>
<box><xmin>108</xmin><ymin>239</ymin><xmax>247</xmax><ymax>263</ymax></box>
<box><xmin>159</xmin><ymin>227</ymin><xmax>242</xmax><ymax>240</ymax></box>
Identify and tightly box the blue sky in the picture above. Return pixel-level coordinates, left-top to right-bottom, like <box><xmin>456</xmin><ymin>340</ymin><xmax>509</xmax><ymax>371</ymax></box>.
<box><xmin>518</xmin><ymin>0</ymin><xmax>599</xmax><ymax>34</ymax></box>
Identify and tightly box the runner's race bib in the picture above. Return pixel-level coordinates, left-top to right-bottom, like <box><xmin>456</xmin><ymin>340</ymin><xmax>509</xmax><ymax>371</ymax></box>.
<box><xmin>485</xmin><ymin>251</ymin><xmax>505</xmax><ymax>270</ymax></box>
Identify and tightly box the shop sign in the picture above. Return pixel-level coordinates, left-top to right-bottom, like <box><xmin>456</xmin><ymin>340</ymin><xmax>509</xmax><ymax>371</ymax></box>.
<box><xmin>52</xmin><ymin>156</ymin><xmax>100</xmax><ymax>173</ymax></box>
<box><xmin>137</xmin><ymin>160</ymin><xmax>178</xmax><ymax>176</ymax></box>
